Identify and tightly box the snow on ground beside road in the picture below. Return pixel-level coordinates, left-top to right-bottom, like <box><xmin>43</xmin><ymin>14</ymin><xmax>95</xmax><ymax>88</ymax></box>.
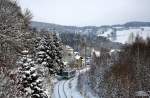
<box><xmin>64</xmin><ymin>76</ymin><xmax>97</xmax><ymax>98</ymax></box>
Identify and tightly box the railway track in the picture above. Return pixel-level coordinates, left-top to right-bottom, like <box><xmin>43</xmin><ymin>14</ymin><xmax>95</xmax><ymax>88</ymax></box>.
<box><xmin>57</xmin><ymin>80</ymin><xmax>68</xmax><ymax>98</ymax></box>
<box><xmin>57</xmin><ymin>77</ymin><xmax>75</xmax><ymax>98</ymax></box>
<box><xmin>68</xmin><ymin>78</ymin><xmax>74</xmax><ymax>89</ymax></box>
<box><xmin>63</xmin><ymin>81</ymin><xmax>67</xmax><ymax>98</ymax></box>
<box><xmin>57</xmin><ymin>82</ymin><xmax>61</xmax><ymax>98</ymax></box>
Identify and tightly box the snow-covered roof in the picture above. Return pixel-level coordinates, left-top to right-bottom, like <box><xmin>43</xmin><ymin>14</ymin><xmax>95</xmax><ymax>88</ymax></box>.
<box><xmin>74</xmin><ymin>52</ymin><xmax>78</xmax><ymax>54</ymax></box>
<box><xmin>135</xmin><ymin>91</ymin><xmax>149</xmax><ymax>96</ymax></box>
<box><xmin>75</xmin><ymin>55</ymin><xmax>81</xmax><ymax>60</ymax></box>
<box><xmin>74</xmin><ymin>52</ymin><xmax>79</xmax><ymax>56</ymax></box>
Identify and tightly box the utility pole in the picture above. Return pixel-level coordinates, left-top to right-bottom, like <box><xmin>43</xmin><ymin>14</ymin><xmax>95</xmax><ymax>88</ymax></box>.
<box><xmin>84</xmin><ymin>37</ymin><xmax>86</xmax><ymax>68</ymax></box>
<box><xmin>84</xmin><ymin>37</ymin><xmax>88</xmax><ymax>98</ymax></box>
<box><xmin>136</xmin><ymin>34</ymin><xmax>141</xmax><ymax>91</ymax></box>
<box><xmin>137</xmin><ymin>41</ymin><xmax>141</xmax><ymax>90</ymax></box>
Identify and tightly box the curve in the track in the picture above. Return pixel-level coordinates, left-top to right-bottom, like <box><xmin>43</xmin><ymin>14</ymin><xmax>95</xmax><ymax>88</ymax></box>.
<box><xmin>58</xmin><ymin>82</ymin><xmax>61</xmax><ymax>98</ymax></box>
<box><xmin>63</xmin><ymin>81</ymin><xmax>68</xmax><ymax>98</ymax></box>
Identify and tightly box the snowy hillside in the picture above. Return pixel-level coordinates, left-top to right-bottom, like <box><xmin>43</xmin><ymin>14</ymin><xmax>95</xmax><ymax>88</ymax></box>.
<box><xmin>31</xmin><ymin>21</ymin><xmax>150</xmax><ymax>36</ymax></box>
<box><xmin>97</xmin><ymin>27</ymin><xmax>150</xmax><ymax>44</ymax></box>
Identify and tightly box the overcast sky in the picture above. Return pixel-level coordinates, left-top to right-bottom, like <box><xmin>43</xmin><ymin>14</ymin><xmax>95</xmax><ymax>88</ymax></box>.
<box><xmin>19</xmin><ymin>0</ymin><xmax>150</xmax><ymax>26</ymax></box>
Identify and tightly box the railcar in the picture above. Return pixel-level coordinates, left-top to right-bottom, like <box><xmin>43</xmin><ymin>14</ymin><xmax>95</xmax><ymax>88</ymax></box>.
<box><xmin>57</xmin><ymin>70</ymin><xmax>76</xmax><ymax>79</ymax></box>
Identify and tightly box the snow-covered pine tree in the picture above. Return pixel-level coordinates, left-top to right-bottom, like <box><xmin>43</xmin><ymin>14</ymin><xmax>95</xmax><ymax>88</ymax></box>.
<box><xmin>18</xmin><ymin>51</ymin><xmax>47</xmax><ymax>98</ymax></box>
<box><xmin>35</xmin><ymin>36</ymin><xmax>54</xmax><ymax>75</ymax></box>
<box><xmin>35</xmin><ymin>33</ymin><xmax>64</xmax><ymax>75</ymax></box>
<box><xmin>51</xmin><ymin>33</ymin><xmax>64</xmax><ymax>73</ymax></box>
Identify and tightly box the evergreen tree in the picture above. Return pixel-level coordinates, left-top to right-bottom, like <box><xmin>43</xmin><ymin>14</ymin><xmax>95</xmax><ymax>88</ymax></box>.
<box><xmin>35</xmin><ymin>33</ymin><xmax>64</xmax><ymax>75</ymax></box>
<box><xmin>52</xmin><ymin>33</ymin><xmax>64</xmax><ymax>72</ymax></box>
<box><xmin>18</xmin><ymin>51</ymin><xmax>47</xmax><ymax>98</ymax></box>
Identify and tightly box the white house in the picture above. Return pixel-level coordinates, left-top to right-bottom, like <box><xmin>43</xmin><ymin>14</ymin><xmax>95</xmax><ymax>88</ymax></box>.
<box><xmin>63</xmin><ymin>45</ymin><xmax>74</xmax><ymax>66</ymax></box>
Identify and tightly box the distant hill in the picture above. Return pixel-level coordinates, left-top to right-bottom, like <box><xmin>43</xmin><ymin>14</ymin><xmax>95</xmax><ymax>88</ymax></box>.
<box><xmin>30</xmin><ymin>21</ymin><xmax>150</xmax><ymax>35</ymax></box>
<box><xmin>31</xmin><ymin>21</ymin><xmax>78</xmax><ymax>33</ymax></box>
<box><xmin>112</xmin><ymin>21</ymin><xmax>150</xmax><ymax>27</ymax></box>
<box><xmin>123</xmin><ymin>21</ymin><xmax>150</xmax><ymax>27</ymax></box>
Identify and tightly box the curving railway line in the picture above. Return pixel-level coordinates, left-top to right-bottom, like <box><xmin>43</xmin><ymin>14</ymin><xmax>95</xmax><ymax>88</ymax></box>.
<box><xmin>57</xmin><ymin>82</ymin><xmax>61</xmax><ymax>98</ymax></box>
<box><xmin>57</xmin><ymin>80</ymin><xmax>68</xmax><ymax>98</ymax></box>
<box><xmin>54</xmin><ymin>69</ymin><xmax>90</xmax><ymax>98</ymax></box>
<box><xmin>56</xmin><ymin>78</ymin><xmax>75</xmax><ymax>98</ymax></box>
<box><xmin>63</xmin><ymin>81</ymin><xmax>67</xmax><ymax>98</ymax></box>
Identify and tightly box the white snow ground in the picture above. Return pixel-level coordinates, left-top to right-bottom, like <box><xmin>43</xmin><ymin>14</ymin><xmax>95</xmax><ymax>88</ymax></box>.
<box><xmin>97</xmin><ymin>27</ymin><xmax>150</xmax><ymax>44</ymax></box>
<box><xmin>114</xmin><ymin>28</ymin><xmax>150</xmax><ymax>44</ymax></box>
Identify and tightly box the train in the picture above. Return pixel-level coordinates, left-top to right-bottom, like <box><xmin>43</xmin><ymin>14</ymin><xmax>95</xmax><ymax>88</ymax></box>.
<box><xmin>57</xmin><ymin>69</ymin><xmax>76</xmax><ymax>79</ymax></box>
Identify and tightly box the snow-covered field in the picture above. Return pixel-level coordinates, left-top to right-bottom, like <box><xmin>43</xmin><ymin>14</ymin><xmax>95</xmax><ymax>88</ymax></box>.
<box><xmin>114</xmin><ymin>27</ymin><xmax>150</xmax><ymax>44</ymax></box>
<box><xmin>97</xmin><ymin>27</ymin><xmax>150</xmax><ymax>44</ymax></box>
